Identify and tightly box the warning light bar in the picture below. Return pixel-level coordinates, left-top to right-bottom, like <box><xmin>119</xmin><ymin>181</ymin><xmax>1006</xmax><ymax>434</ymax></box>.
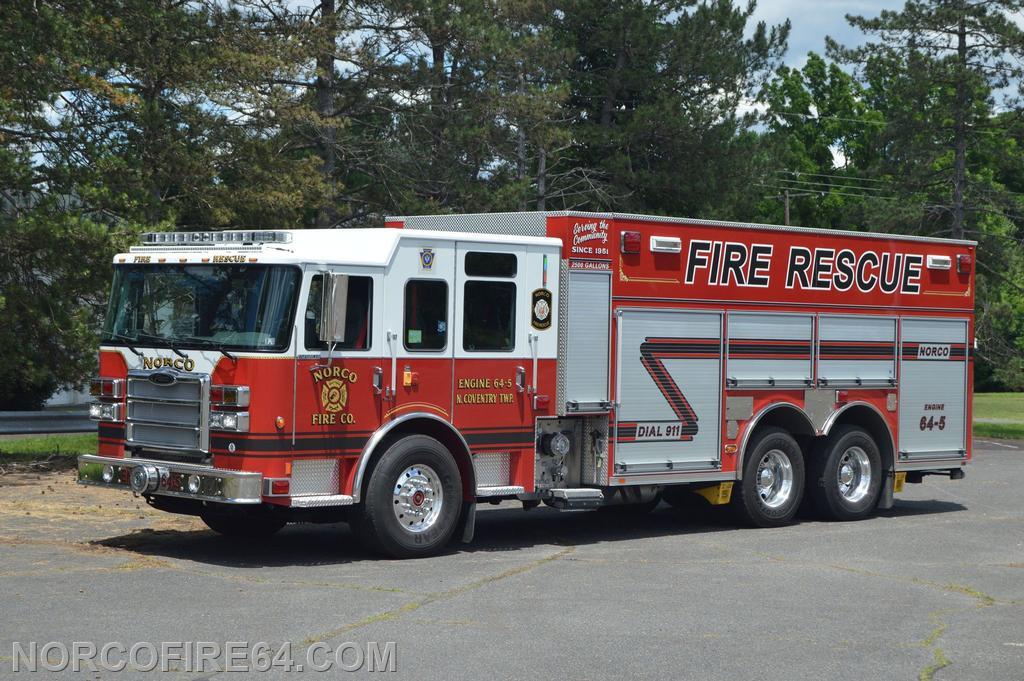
<box><xmin>140</xmin><ymin>231</ymin><xmax>292</xmax><ymax>245</ymax></box>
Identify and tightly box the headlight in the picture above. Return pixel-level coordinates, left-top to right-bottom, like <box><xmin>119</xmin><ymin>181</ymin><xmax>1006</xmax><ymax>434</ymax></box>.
<box><xmin>89</xmin><ymin>402</ymin><xmax>123</xmax><ymax>422</ymax></box>
<box><xmin>89</xmin><ymin>377</ymin><xmax>124</xmax><ymax>399</ymax></box>
<box><xmin>210</xmin><ymin>385</ymin><xmax>250</xmax><ymax>407</ymax></box>
<box><xmin>187</xmin><ymin>474</ymin><xmax>201</xmax><ymax>494</ymax></box>
<box><xmin>102</xmin><ymin>465</ymin><xmax>115</xmax><ymax>483</ymax></box>
<box><xmin>209</xmin><ymin>411</ymin><xmax>249</xmax><ymax>432</ymax></box>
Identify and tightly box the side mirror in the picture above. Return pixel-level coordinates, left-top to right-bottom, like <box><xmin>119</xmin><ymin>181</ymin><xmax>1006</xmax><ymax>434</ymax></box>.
<box><xmin>318</xmin><ymin>272</ymin><xmax>349</xmax><ymax>345</ymax></box>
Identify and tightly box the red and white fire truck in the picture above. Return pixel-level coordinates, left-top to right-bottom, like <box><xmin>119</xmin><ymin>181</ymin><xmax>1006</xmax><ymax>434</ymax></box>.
<box><xmin>78</xmin><ymin>212</ymin><xmax>975</xmax><ymax>557</ymax></box>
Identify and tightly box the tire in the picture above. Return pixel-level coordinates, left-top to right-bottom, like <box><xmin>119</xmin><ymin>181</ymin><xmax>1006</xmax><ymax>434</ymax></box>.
<box><xmin>732</xmin><ymin>427</ymin><xmax>805</xmax><ymax>527</ymax></box>
<box><xmin>807</xmin><ymin>426</ymin><xmax>882</xmax><ymax>521</ymax></box>
<box><xmin>354</xmin><ymin>435</ymin><xmax>462</xmax><ymax>558</ymax></box>
<box><xmin>201</xmin><ymin>512</ymin><xmax>286</xmax><ymax>539</ymax></box>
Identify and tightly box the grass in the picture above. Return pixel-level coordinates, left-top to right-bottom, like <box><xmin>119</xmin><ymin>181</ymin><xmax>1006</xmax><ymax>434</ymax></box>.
<box><xmin>0</xmin><ymin>432</ymin><xmax>97</xmax><ymax>462</ymax></box>
<box><xmin>973</xmin><ymin>392</ymin><xmax>1024</xmax><ymax>440</ymax></box>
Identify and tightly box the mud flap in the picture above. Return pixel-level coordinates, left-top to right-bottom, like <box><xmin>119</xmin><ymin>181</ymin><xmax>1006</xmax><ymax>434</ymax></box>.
<box><xmin>877</xmin><ymin>470</ymin><xmax>895</xmax><ymax>510</ymax></box>
<box><xmin>459</xmin><ymin>501</ymin><xmax>476</xmax><ymax>543</ymax></box>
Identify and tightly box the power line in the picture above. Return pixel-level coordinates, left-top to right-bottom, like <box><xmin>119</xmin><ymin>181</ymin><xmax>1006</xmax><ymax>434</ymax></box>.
<box><xmin>776</xmin><ymin>169</ymin><xmax>891</xmax><ymax>184</ymax></box>
<box><xmin>757</xmin><ymin>183</ymin><xmax>901</xmax><ymax>202</ymax></box>
<box><xmin>772</xmin><ymin>176</ymin><xmax>895</xmax><ymax>194</ymax></box>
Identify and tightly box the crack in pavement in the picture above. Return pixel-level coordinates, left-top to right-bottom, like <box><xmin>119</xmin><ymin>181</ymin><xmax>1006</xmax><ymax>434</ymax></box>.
<box><xmin>189</xmin><ymin>544</ymin><xmax>576</xmax><ymax>681</ymax></box>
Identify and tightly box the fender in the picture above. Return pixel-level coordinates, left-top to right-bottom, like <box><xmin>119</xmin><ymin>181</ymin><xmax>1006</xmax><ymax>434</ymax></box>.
<box><xmin>736</xmin><ymin>402</ymin><xmax>815</xmax><ymax>480</ymax></box>
<box><xmin>351</xmin><ymin>412</ymin><xmax>472</xmax><ymax>504</ymax></box>
<box><xmin>821</xmin><ymin>400</ymin><xmax>896</xmax><ymax>465</ymax></box>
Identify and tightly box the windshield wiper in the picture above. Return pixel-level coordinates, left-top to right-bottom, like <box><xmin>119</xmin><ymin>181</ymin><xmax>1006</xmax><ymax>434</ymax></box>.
<box><xmin>106</xmin><ymin>332</ymin><xmax>142</xmax><ymax>357</ymax></box>
<box><xmin>129</xmin><ymin>330</ymin><xmax>186</xmax><ymax>357</ymax></box>
<box><xmin>177</xmin><ymin>336</ymin><xmax>237</xmax><ymax>364</ymax></box>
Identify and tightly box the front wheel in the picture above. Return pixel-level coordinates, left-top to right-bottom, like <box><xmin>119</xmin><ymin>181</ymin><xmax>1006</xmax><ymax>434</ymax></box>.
<box><xmin>732</xmin><ymin>427</ymin><xmax>805</xmax><ymax>527</ymax></box>
<box><xmin>354</xmin><ymin>435</ymin><xmax>462</xmax><ymax>558</ymax></box>
<box><xmin>806</xmin><ymin>426</ymin><xmax>882</xmax><ymax>521</ymax></box>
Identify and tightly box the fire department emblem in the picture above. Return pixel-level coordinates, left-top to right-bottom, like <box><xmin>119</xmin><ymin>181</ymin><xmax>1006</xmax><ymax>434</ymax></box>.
<box><xmin>420</xmin><ymin>248</ymin><xmax>435</xmax><ymax>270</ymax></box>
<box><xmin>310</xmin><ymin>365</ymin><xmax>358</xmax><ymax>424</ymax></box>
<box><xmin>531</xmin><ymin>288</ymin><xmax>553</xmax><ymax>330</ymax></box>
<box><xmin>320</xmin><ymin>378</ymin><xmax>348</xmax><ymax>413</ymax></box>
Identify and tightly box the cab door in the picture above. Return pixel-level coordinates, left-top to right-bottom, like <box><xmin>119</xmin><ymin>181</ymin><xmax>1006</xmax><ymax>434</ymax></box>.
<box><xmin>382</xmin><ymin>239</ymin><xmax>456</xmax><ymax>424</ymax></box>
<box><xmin>452</xmin><ymin>243</ymin><xmax>534</xmax><ymax>487</ymax></box>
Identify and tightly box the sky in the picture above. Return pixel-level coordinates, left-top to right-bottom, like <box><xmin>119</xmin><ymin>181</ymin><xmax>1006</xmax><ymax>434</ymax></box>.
<box><xmin>749</xmin><ymin>1</ymin><xmax>905</xmax><ymax>66</ymax></box>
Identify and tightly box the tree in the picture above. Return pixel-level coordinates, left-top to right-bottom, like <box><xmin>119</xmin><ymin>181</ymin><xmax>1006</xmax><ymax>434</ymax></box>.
<box><xmin>558</xmin><ymin>0</ymin><xmax>789</xmax><ymax>216</ymax></box>
<box><xmin>758</xmin><ymin>52</ymin><xmax>884</xmax><ymax>228</ymax></box>
<box><xmin>830</xmin><ymin>0</ymin><xmax>1024</xmax><ymax>240</ymax></box>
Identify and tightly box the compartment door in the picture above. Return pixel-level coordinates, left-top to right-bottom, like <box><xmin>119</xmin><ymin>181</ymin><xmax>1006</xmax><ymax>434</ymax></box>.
<box><xmin>614</xmin><ymin>309</ymin><xmax>722</xmax><ymax>473</ymax></box>
<box><xmin>898</xmin><ymin>318</ymin><xmax>969</xmax><ymax>461</ymax></box>
<box><xmin>562</xmin><ymin>270</ymin><xmax>611</xmax><ymax>413</ymax></box>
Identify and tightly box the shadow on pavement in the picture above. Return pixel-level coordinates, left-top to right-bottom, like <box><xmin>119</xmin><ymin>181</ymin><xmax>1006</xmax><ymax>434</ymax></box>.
<box><xmin>90</xmin><ymin>495</ymin><xmax>966</xmax><ymax>568</ymax></box>
<box><xmin>91</xmin><ymin>503</ymin><xmax>739</xmax><ymax>567</ymax></box>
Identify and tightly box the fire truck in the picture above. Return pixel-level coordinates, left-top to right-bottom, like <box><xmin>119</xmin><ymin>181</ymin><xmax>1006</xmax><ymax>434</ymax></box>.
<box><xmin>78</xmin><ymin>212</ymin><xmax>975</xmax><ymax>558</ymax></box>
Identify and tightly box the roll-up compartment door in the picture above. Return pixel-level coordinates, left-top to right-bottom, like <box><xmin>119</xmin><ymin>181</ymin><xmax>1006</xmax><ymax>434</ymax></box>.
<box><xmin>615</xmin><ymin>309</ymin><xmax>722</xmax><ymax>472</ymax></box>
<box><xmin>561</xmin><ymin>270</ymin><xmax>611</xmax><ymax>413</ymax></box>
<box><xmin>817</xmin><ymin>315</ymin><xmax>897</xmax><ymax>387</ymax></box>
<box><xmin>898</xmin><ymin>318</ymin><xmax>968</xmax><ymax>461</ymax></box>
<box><xmin>727</xmin><ymin>313</ymin><xmax>813</xmax><ymax>388</ymax></box>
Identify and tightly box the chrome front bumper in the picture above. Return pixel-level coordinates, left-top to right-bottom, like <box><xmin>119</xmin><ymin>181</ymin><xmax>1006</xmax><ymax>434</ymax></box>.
<box><xmin>77</xmin><ymin>454</ymin><xmax>262</xmax><ymax>505</ymax></box>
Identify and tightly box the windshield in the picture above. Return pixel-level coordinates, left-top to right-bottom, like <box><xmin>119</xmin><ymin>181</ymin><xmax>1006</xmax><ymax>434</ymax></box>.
<box><xmin>102</xmin><ymin>264</ymin><xmax>300</xmax><ymax>352</ymax></box>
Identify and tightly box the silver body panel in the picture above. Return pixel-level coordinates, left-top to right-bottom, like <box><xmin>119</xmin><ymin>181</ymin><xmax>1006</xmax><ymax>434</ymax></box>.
<box><xmin>727</xmin><ymin>312</ymin><xmax>813</xmax><ymax>388</ymax></box>
<box><xmin>818</xmin><ymin>315</ymin><xmax>897</xmax><ymax>387</ymax></box>
<box><xmin>898</xmin><ymin>318</ymin><xmax>969</xmax><ymax>461</ymax></box>
<box><xmin>561</xmin><ymin>270</ymin><xmax>612</xmax><ymax>413</ymax></box>
<box><xmin>614</xmin><ymin>309</ymin><xmax>723</xmax><ymax>475</ymax></box>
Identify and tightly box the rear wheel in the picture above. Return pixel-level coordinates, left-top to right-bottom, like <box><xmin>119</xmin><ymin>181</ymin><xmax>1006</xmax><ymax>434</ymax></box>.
<box><xmin>354</xmin><ymin>435</ymin><xmax>462</xmax><ymax>558</ymax></box>
<box><xmin>807</xmin><ymin>426</ymin><xmax>882</xmax><ymax>521</ymax></box>
<box><xmin>732</xmin><ymin>427</ymin><xmax>805</xmax><ymax>527</ymax></box>
<box><xmin>201</xmin><ymin>512</ymin><xmax>286</xmax><ymax>539</ymax></box>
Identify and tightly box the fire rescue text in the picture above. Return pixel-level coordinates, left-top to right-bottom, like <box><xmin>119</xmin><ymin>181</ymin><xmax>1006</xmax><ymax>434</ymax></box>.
<box><xmin>683</xmin><ymin>240</ymin><xmax>924</xmax><ymax>295</ymax></box>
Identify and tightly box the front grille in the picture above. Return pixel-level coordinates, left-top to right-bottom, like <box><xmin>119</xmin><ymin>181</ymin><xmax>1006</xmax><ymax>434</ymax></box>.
<box><xmin>126</xmin><ymin>370</ymin><xmax>209</xmax><ymax>454</ymax></box>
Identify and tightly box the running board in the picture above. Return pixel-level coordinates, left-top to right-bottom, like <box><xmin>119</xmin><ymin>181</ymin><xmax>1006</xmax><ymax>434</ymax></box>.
<box><xmin>476</xmin><ymin>485</ymin><xmax>526</xmax><ymax>498</ymax></box>
<box><xmin>548</xmin><ymin>488</ymin><xmax>604</xmax><ymax>511</ymax></box>
<box><xmin>289</xmin><ymin>494</ymin><xmax>355</xmax><ymax>508</ymax></box>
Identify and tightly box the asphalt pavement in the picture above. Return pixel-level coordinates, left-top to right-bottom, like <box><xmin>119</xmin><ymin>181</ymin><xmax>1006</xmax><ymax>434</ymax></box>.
<box><xmin>0</xmin><ymin>440</ymin><xmax>1021</xmax><ymax>680</ymax></box>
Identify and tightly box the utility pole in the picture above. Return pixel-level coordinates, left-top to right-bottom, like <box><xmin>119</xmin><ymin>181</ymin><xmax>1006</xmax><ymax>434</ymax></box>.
<box><xmin>951</xmin><ymin>6</ymin><xmax>968</xmax><ymax>240</ymax></box>
<box><xmin>784</xmin><ymin>189</ymin><xmax>790</xmax><ymax>226</ymax></box>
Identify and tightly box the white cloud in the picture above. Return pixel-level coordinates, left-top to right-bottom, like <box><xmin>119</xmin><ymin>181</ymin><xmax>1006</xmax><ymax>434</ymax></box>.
<box><xmin>749</xmin><ymin>0</ymin><xmax>905</xmax><ymax>66</ymax></box>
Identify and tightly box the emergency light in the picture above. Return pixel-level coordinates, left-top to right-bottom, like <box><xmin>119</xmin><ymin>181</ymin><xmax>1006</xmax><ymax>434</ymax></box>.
<box><xmin>140</xmin><ymin>230</ymin><xmax>292</xmax><ymax>245</ymax></box>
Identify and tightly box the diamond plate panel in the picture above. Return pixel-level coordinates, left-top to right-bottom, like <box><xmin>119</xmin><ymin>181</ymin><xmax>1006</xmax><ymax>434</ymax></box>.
<box><xmin>473</xmin><ymin>452</ymin><xmax>511</xmax><ymax>487</ymax></box>
<box><xmin>395</xmin><ymin>212</ymin><xmax>548</xmax><ymax>236</ymax></box>
<box><xmin>291</xmin><ymin>458</ymin><xmax>340</xmax><ymax>496</ymax></box>
<box><xmin>556</xmin><ymin>258</ymin><xmax>569</xmax><ymax>414</ymax></box>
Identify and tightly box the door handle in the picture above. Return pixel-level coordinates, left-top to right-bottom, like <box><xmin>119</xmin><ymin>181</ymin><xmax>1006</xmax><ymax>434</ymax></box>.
<box><xmin>515</xmin><ymin>366</ymin><xmax>526</xmax><ymax>393</ymax></box>
<box><xmin>372</xmin><ymin>366</ymin><xmax>383</xmax><ymax>395</ymax></box>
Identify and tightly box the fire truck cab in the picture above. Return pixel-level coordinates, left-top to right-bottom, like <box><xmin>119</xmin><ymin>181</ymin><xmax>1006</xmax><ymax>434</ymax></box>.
<box><xmin>79</xmin><ymin>212</ymin><xmax>975</xmax><ymax>557</ymax></box>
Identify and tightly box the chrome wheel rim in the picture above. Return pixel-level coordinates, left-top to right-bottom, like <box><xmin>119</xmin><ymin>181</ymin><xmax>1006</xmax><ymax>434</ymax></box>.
<box><xmin>837</xmin><ymin>446</ymin><xmax>872</xmax><ymax>503</ymax></box>
<box><xmin>756</xmin><ymin>449</ymin><xmax>794</xmax><ymax>509</ymax></box>
<box><xmin>392</xmin><ymin>464</ymin><xmax>443</xmax><ymax>533</ymax></box>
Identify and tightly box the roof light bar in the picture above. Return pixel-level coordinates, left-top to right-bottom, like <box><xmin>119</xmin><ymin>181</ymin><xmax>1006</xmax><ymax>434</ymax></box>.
<box><xmin>140</xmin><ymin>231</ymin><xmax>292</xmax><ymax>245</ymax></box>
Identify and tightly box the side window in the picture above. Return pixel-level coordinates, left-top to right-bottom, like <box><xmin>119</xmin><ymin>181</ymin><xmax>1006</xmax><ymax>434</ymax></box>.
<box><xmin>465</xmin><ymin>252</ymin><xmax>517</xmax><ymax>277</ymax></box>
<box><xmin>462</xmin><ymin>252</ymin><xmax>517</xmax><ymax>353</ymax></box>
<box><xmin>305</xmin><ymin>274</ymin><xmax>373</xmax><ymax>351</ymax></box>
<box><xmin>463</xmin><ymin>281</ymin><xmax>516</xmax><ymax>351</ymax></box>
<box><xmin>404</xmin><ymin>280</ymin><xmax>448</xmax><ymax>351</ymax></box>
